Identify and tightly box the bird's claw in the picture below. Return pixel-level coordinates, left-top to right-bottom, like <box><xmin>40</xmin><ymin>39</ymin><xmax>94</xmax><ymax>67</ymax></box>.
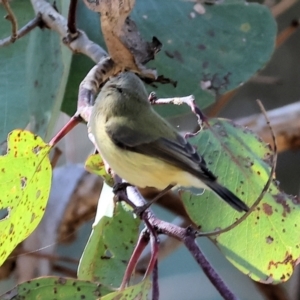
<box><xmin>112</xmin><ymin>182</ymin><xmax>132</xmax><ymax>194</ymax></box>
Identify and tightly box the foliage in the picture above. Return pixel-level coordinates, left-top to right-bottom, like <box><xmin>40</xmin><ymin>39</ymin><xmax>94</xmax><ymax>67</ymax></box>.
<box><xmin>0</xmin><ymin>1</ymin><xmax>72</xmax><ymax>143</ymax></box>
<box><xmin>78</xmin><ymin>198</ymin><xmax>141</xmax><ymax>287</ymax></box>
<box><xmin>1</xmin><ymin>0</ymin><xmax>298</xmax><ymax>299</ymax></box>
<box><xmin>1</xmin><ymin>277</ymin><xmax>113</xmax><ymax>299</ymax></box>
<box><xmin>61</xmin><ymin>0</ymin><xmax>276</xmax><ymax>118</ymax></box>
<box><xmin>0</xmin><ymin>130</ymin><xmax>52</xmax><ymax>265</ymax></box>
<box><xmin>181</xmin><ymin>119</ymin><xmax>300</xmax><ymax>283</ymax></box>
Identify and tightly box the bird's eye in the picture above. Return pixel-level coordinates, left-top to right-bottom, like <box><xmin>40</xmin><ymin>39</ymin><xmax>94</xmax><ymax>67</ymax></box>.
<box><xmin>109</xmin><ymin>84</ymin><xmax>123</xmax><ymax>93</ymax></box>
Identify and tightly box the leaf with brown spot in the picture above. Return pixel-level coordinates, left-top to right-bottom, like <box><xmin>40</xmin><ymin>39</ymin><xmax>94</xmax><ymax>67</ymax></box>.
<box><xmin>63</xmin><ymin>0</ymin><xmax>276</xmax><ymax>118</ymax></box>
<box><xmin>101</xmin><ymin>279</ymin><xmax>151</xmax><ymax>300</ymax></box>
<box><xmin>85</xmin><ymin>154</ymin><xmax>114</xmax><ymax>187</ymax></box>
<box><xmin>0</xmin><ymin>130</ymin><xmax>52</xmax><ymax>266</ymax></box>
<box><xmin>181</xmin><ymin>119</ymin><xmax>300</xmax><ymax>283</ymax></box>
<box><xmin>0</xmin><ymin>276</ymin><xmax>112</xmax><ymax>299</ymax></box>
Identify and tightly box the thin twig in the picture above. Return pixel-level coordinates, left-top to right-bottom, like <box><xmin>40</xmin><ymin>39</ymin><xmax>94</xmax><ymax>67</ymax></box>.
<box><xmin>13</xmin><ymin>248</ymin><xmax>79</xmax><ymax>264</ymax></box>
<box><xmin>207</xmin><ymin>90</ymin><xmax>237</xmax><ymax>117</ymax></box>
<box><xmin>116</xmin><ymin>185</ymin><xmax>239</xmax><ymax>299</ymax></box>
<box><xmin>147</xmin><ymin>214</ymin><xmax>239</xmax><ymax>300</ymax></box>
<box><xmin>1</xmin><ymin>0</ymin><xmax>18</xmax><ymax>42</ymax></box>
<box><xmin>237</xmin><ymin>101</ymin><xmax>300</xmax><ymax>152</ymax></box>
<box><xmin>150</xmin><ymin>94</ymin><xmax>208</xmax><ymax>127</ymax></box>
<box><xmin>50</xmin><ymin>147</ymin><xmax>62</xmax><ymax>168</ymax></box>
<box><xmin>184</xmin><ymin>228</ymin><xmax>239</xmax><ymax>300</ymax></box>
<box><xmin>78</xmin><ymin>57</ymin><xmax>117</xmax><ymax>122</ymax></box>
<box><xmin>276</xmin><ymin>19</ymin><xmax>300</xmax><ymax>47</ymax></box>
<box><xmin>271</xmin><ymin>0</ymin><xmax>297</xmax><ymax>17</ymax></box>
<box><xmin>67</xmin><ymin>0</ymin><xmax>78</xmax><ymax>37</ymax></box>
<box><xmin>0</xmin><ymin>14</ymin><xmax>42</xmax><ymax>47</ymax></box>
<box><xmin>49</xmin><ymin>115</ymin><xmax>82</xmax><ymax>147</ymax></box>
<box><xmin>249</xmin><ymin>75</ymin><xmax>281</xmax><ymax>85</ymax></box>
<box><xmin>152</xmin><ymin>261</ymin><xmax>159</xmax><ymax>300</ymax></box>
<box><xmin>30</xmin><ymin>0</ymin><xmax>107</xmax><ymax>63</ymax></box>
<box><xmin>136</xmin><ymin>217</ymin><xmax>189</xmax><ymax>275</ymax></box>
<box><xmin>120</xmin><ymin>229</ymin><xmax>150</xmax><ymax>289</ymax></box>
<box><xmin>142</xmin><ymin>217</ymin><xmax>159</xmax><ymax>280</ymax></box>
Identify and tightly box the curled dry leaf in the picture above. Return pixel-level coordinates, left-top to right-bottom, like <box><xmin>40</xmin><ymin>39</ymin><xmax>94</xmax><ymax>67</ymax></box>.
<box><xmin>82</xmin><ymin>0</ymin><xmax>161</xmax><ymax>78</ymax></box>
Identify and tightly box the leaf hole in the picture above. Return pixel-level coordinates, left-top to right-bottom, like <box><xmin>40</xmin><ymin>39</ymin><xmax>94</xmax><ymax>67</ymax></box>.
<box><xmin>0</xmin><ymin>208</ymin><xmax>9</xmax><ymax>220</ymax></box>
<box><xmin>32</xmin><ymin>146</ymin><xmax>41</xmax><ymax>155</ymax></box>
<box><xmin>105</xmin><ymin>249</ymin><xmax>112</xmax><ymax>258</ymax></box>
<box><xmin>21</xmin><ymin>177</ymin><xmax>27</xmax><ymax>189</ymax></box>
<box><xmin>101</xmin><ymin>249</ymin><xmax>113</xmax><ymax>260</ymax></box>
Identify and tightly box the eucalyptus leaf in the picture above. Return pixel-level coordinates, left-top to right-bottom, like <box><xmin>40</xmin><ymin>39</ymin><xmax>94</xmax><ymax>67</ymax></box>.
<box><xmin>78</xmin><ymin>198</ymin><xmax>141</xmax><ymax>288</ymax></box>
<box><xmin>0</xmin><ymin>130</ymin><xmax>52</xmax><ymax>266</ymax></box>
<box><xmin>181</xmin><ymin>119</ymin><xmax>300</xmax><ymax>283</ymax></box>
<box><xmin>1</xmin><ymin>276</ymin><xmax>112</xmax><ymax>299</ymax></box>
<box><xmin>61</xmin><ymin>0</ymin><xmax>276</xmax><ymax>118</ymax></box>
<box><xmin>0</xmin><ymin>1</ymin><xmax>72</xmax><ymax>143</ymax></box>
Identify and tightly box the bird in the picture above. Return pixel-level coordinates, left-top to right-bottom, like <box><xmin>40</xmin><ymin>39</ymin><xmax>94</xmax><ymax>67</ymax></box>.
<box><xmin>89</xmin><ymin>71</ymin><xmax>249</xmax><ymax>212</ymax></box>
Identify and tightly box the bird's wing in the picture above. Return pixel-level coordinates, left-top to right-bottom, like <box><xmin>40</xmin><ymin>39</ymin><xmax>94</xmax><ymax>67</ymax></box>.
<box><xmin>106</xmin><ymin>121</ymin><xmax>217</xmax><ymax>182</ymax></box>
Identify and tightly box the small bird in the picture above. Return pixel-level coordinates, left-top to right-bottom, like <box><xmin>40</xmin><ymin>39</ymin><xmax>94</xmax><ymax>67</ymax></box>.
<box><xmin>89</xmin><ymin>72</ymin><xmax>249</xmax><ymax>212</ymax></box>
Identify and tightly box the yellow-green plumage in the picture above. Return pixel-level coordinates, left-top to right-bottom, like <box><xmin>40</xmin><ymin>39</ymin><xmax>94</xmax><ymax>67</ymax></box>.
<box><xmin>89</xmin><ymin>72</ymin><xmax>249</xmax><ymax>212</ymax></box>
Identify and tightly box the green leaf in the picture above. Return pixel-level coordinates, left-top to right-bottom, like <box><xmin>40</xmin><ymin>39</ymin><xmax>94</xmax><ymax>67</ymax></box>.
<box><xmin>85</xmin><ymin>154</ymin><xmax>114</xmax><ymax>187</ymax></box>
<box><xmin>0</xmin><ymin>1</ymin><xmax>72</xmax><ymax>142</ymax></box>
<box><xmin>1</xmin><ymin>276</ymin><xmax>112</xmax><ymax>299</ymax></box>
<box><xmin>78</xmin><ymin>185</ymin><xmax>141</xmax><ymax>288</ymax></box>
<box><xmin>61</xmin><ymin>0</ymin><xmax>276</xmax><ymax>118</ymax></box>
<box><xmin>0</xmin><ymin>130</ymin><xmax>52</xmax><ymax>266</ymax></box>
<box><xmin>102</xmin><ymin>279</ymin><xmax>151</xmax><ymax>300</ymax></box>
<box><xmin>181</xmin><ymin>119</ymin><xmax>300</xmax><ymax>283</ymax></box>
<box><xmin>132</xmin><ymin>0</ymin><xmax>277</xmax><ymax>117</ymax></box>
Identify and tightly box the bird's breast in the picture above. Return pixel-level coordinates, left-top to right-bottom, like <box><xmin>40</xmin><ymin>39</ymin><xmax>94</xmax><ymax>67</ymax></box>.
<box><xmin>93</xmin><ymin>129</ymin><xmax>177</xmax><ymax>189</ymax></box>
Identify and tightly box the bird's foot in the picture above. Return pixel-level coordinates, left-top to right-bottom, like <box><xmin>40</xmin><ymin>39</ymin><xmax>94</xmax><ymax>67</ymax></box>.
<box><xmin>133</xmin><ymin>203</ymin><xmax>152</xmax><ymax>218</ymax></box>
<box><xmin>112</xmin><ymin>182</ymin><xmax>132</xmax><ymax>194</ymax></box>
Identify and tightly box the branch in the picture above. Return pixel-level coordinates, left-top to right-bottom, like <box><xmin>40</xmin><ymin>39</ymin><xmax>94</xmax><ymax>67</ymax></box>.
<box><xmin>183</xmin><ymin>228</ymin><xmax>239</xmax><ymax>300</ymax></box>
<box><xmin>77</xmin><ymin>57</ymin><xmax>118</xmax><ymax>122</ymax></box>
<box><xmin>116</xmin><ymin>185</ymin><xmax>239</xmax><ymax>300</ymax></box>
<box><xmin>271</xmin><ymin>0</ymin><xmax>297</xmax><ymax>17</ymax></box>
<box><xmin>150</xmin><ymin>94</ymin><xmax>208</xmax><ymax>130</ymax></box>
<box><xmin>207</xmin><ymin>90</ymin><xmax>237</xmax><ymax>117</ymax></box>
<box><xmin>276</xmin><ymin>19</ymin><xmax>300</xmax><ymax>48</ymax></box>
<box><xmin>136</xmin><ymin>217</ymin><xmax>189</xmax><ymax>275</ymax></box>
<box><xmin>149</xmin><ymin>215</ymin><xmax>239</xmax><ymax>300</ymax></box>
<box><xmin>114</xmin><ymin>184</ymin><xmax>161</xmax><ymax>300</ymax></box>
<box><xmin>50</xmin><ymin>147</ymin><xmax>62</xmax><ymax>168</ymax></box>
<box><xmin>0</xmin><ymin>14</ymin><xmax>42</xmax><ymax>47</ymax></box>
<box><xmin>237</xmin><ymin>101</ymin><xmax>300</xmax><ymax>153</ymax></box>
<box><xmin>49</xmin><ymin>115</ymin><xmax>82</xmax><ymax>147</ymax></box>
<box><xmin>67</xmin><ymin>0</ymin><xmax>78</xmax><ymax>36</ymax></box>
<box><xmin>120</xmin><ymin>229</ymin><xmax>150</xmax><ymax>289</ymax></box>
<box><xmin>30</xmin><ymin>0</ymin><xmax>107</xmax><ymax>63</ymax></box>
<box><xmin>1</xmin><ymin>0</ymin><xmax>18</xmax><ymax>42</ymax></box>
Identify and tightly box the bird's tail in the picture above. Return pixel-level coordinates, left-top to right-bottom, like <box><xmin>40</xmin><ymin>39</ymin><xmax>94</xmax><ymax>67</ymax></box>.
<box><xmin>205</xmin><ymin>182</ymin><xmax>249</xmax><ymax>212</ymax></box>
